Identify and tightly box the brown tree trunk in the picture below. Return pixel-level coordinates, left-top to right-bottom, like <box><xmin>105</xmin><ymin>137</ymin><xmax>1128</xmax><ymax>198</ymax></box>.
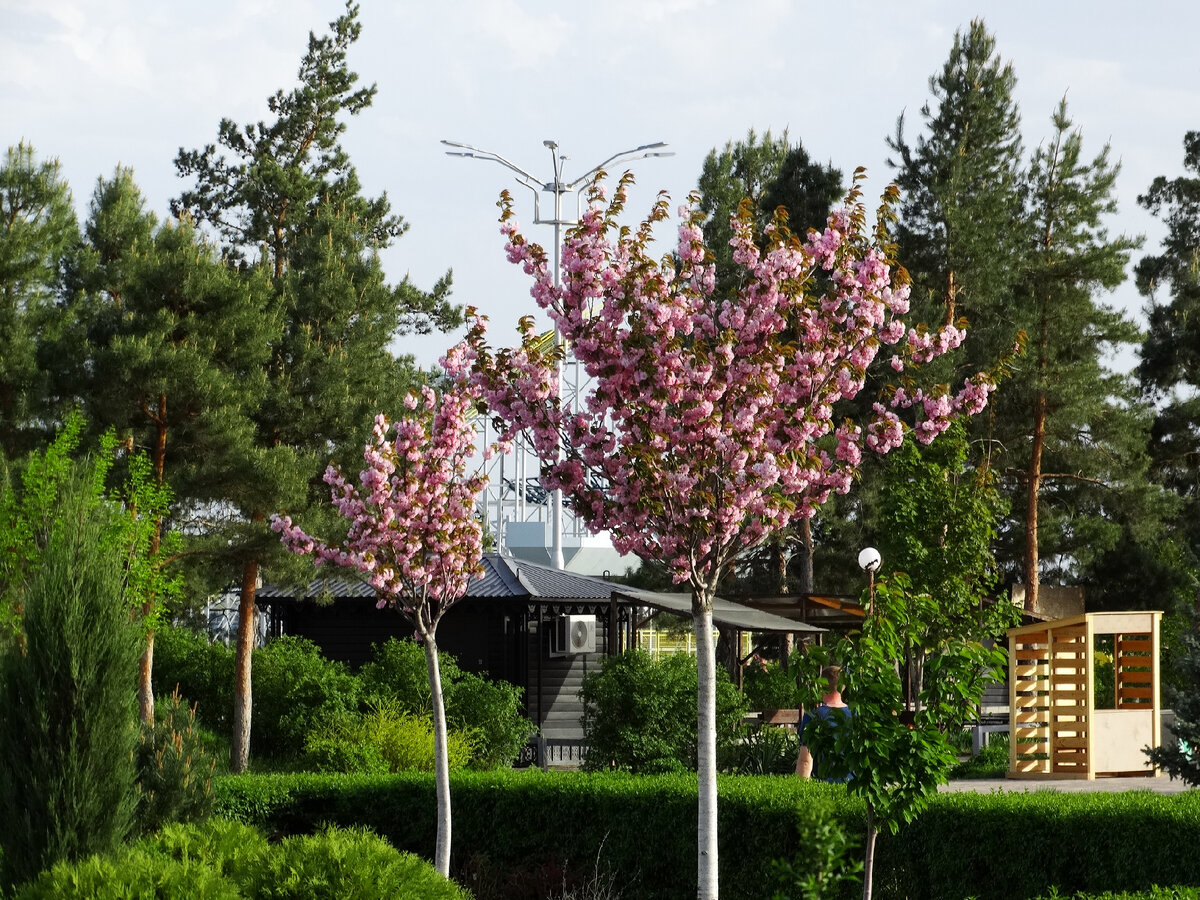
<box><xmin>1024</xmin><ymin>393</ymin><xmax>1046</xmax><ymax>613</ymax></box>
<box><xmin>231</xmin><ymin>557</ymin><xmax>259</xmax><ymax>774</ymax></box>
<box><xmin>137</xmin><ymin>395</ymin><xmax>170</xmax><ymax>726</ymax></box>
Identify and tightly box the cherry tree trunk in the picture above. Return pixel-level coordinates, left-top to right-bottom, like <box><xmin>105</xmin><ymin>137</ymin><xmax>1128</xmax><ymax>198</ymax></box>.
<box><xmin>424</xmin><ymin>632</ymin><xmax>453</xmax><ymax>877</ymax></box>
<box><xmin>693</xmin><ymin>596</ymin><xmax>718</xmax><ymax>899</ymax></box>
<box><xmin>863</xmin><ymin>804</ymin><xmax>879</xmax><ymax>900</ymax></box>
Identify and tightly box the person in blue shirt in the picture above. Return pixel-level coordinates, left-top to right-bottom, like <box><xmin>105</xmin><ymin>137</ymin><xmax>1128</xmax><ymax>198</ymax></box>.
<box><xmin>796</xmin><ymin>664</ymin><xmax>852</xmax><ymax>782</ymax></box>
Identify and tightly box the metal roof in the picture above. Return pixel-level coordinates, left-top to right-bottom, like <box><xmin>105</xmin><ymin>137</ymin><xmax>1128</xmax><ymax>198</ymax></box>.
<box><xmin>612</xmin><ymin>588</ymin><xmax>824</xmax><ymax>634</ymax></box>
<box><xmin>259</xmin><ymin>553</ymin><xmax>823</xmax><ymax>633</ymax></box>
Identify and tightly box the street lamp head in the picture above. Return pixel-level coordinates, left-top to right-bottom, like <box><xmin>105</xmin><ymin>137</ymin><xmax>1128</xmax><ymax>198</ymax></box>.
<box><xmin>543</xmin><ymin>140</ymin><xmax>558</xmax><ymax>150</ymax></box>
<box><xmin>858</xmin><ymin>547</ymin><xmax>882</xmax><ymax>573</ymax></box>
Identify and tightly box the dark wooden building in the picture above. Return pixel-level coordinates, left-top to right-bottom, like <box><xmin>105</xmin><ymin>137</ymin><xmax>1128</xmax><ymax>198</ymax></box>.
<box><xmin>259</xmin><ymin>553</ymin><xmax>818</xmax><ymax>765</ymax></box>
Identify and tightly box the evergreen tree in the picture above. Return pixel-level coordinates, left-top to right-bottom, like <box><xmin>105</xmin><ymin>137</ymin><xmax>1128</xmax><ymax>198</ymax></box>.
<box><xmin>887</xmin><ymin>19</ymin><xmax>1024</xmax><ymax>354</ymax></box>
<box><xmin>0</xmin><ymin>143</ymin><xmax>79</xmax><ymax>460</ymax></box>
<box><xmin>0</xmin><ymin>465</ymin><xmax>144</xmax><ymax>888</ymax></box>
<box><xmin>58</xmin><ymin>169</ymin><xmax>276</xmax><ymax>724</ymax></box>
<box><xmin>999</xmin><ymin>99</ymin><xmax>1146</xmax><ymax>609</ymax></box>
<box><xmin>1137</xmin><ymin>130</ymin><xmax>1200</xmax><ymax>569</ymax></box>
<box><xmin>173</xmin><ymin>2</ymin><xmax>461</xmax><ymax>772</ymax></box>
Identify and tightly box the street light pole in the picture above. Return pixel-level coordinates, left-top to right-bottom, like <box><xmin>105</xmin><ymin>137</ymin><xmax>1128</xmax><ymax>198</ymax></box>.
<box><xmin>442</xmin><ymin>138</ymin><xmax>673</xmax><ymax>570</ymax></box>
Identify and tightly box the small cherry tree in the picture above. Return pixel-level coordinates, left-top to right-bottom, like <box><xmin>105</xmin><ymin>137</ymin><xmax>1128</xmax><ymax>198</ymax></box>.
<box><xmin>466</xmin><ymin>171</ymin><xmax>993</xmax><ymax>899</ymax></box>
<box><xmin>270</xmin><ymin>368</ymin><xmax>488</xmax><ymax>878</ymax></box>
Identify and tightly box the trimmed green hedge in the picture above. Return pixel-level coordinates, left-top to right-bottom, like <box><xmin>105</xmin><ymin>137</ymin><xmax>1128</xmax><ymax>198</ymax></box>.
<box><xmin>214</xmin><ymin>771</ymin><xmax>1200</xmax><ymax>900</ymax></box>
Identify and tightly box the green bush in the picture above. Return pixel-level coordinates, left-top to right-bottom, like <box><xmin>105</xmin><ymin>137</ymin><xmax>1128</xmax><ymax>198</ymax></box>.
<box><xmin>155</xmin><ymin>628</ymin><xmax>363</xmax><ymax>763</ymax></box>
<box><xmin>360</xmin><ymin>638</ymin><xmax>536</xmax><ymax>769</ymax></box>
<box><xmin>722</xmin><ymin>723</ymin><xmax>799</xmax><ymax>775</ymax></box>
<box><xmin>949</xmin><ymin>733</ymin><xmax>1009</xmax><ymax>779</ymax></box>
<box><xmin>10</xmin><ymin>818</ymin><xmax>468</xmax><ymax>900</ymax></box>
<box><xmin>0</xmin><ymin>475</ymin><xmax>144</xmax><ymax>888</ymax></box>
<box><xmin>134</xmin><ymin>688</ymin><xmax>219</xmax><ymax>834</ymax></box>
<box><xmin>248</xmin><ymin>825</ymin><xmax>471</xmax><ymax>900</ymax></box>
<box><xmin>252</xmin><ymin>635</ymin><xmax>363</xmax><ymax>760</ymax></box>
<box><xmin>579</xmin><ymin>650</ymin><xmax>747</xmax><ymax>773</ymax></box>
<box><xmin>304</xmin><ymin>701</ymin><xmax>474</xmax><ymax>774</ymax></box>
<box><xmin>152</xmin><ymin>624</ymin><xmax>235</xmax><ymax>733</ymax></box>
<box><xmin>742</xmin><ymin>659</ymin><xmax>800</xmax><ymax>711</ymax></box>
<box><xmin>213</xmin><ymin>770</ymin><xmax>1200</xmax><ymax>900</ymax></box>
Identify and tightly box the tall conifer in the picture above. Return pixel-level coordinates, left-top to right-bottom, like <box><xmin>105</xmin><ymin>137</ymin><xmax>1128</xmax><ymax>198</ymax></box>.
<box><xmin>173</xmin><ymin>2</ymin><xmax>460</xmax><ymax>772</ymax></box>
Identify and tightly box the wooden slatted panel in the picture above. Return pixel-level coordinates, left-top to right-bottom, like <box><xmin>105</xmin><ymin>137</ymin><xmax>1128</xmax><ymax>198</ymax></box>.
<box><xmin>1116</xmin><ymin>631</ymin><xmax>1154</xmax><ymax>709</ymax></box>
<box><xmin>1010</xmin><ymin>633</ymin><xmax>1052</xmax><ymax>774</ymax></box>
<box><xmin>1049</xmin><ymin>630</ymin><xmax>1089</xmax><ymax>774</ymax></box>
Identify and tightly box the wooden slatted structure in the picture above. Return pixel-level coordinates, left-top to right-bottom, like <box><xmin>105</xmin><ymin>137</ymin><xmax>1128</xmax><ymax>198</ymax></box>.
<box><xmin>1007</xmin><ymin>611</ymin><xmax>1162</xmax><ymax>780</ymax></box>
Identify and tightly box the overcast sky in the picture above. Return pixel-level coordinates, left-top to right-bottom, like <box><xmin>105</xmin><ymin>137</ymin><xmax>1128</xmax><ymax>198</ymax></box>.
<box><xmin>4</xmin><ymin>0</ymin><xmax>1198</xmax><ymax>371</ymax></box>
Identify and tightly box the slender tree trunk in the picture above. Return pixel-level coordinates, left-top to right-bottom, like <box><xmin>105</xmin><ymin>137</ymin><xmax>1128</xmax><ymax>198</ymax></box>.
<box><xmin>231</xmin><ymin>557</ymin><xmax>258</xmax><ymax>774</ymax></box>
<box><xmin>138</xmin><ymin>398</ymin><xmax>170</xmax><ymax>726</ymax></box>
<box><xmin>694</xmin><ymin>593</ymin><xmax>718</xmax><ymax>900</ymax></box>
<box><xmin>1024</xmin><ymin>392</ymin><xmax>1046</xmax><ymax>613</ymax></box>
<box><xmin>423</xmin><ymin>630</ymin><xmax>452</xmax><ymax>877</ymax></box>
<box><xmin>862</xmin><ymin>803</ymin><xmax>878</xmax><ymax>900</ymax></box>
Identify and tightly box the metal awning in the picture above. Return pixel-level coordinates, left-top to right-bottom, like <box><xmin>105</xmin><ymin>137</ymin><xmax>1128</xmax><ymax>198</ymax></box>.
<box><xmin>611</xmin><ymin>589</ymin><xmax>824</xmax><ymax>634</ymax></box>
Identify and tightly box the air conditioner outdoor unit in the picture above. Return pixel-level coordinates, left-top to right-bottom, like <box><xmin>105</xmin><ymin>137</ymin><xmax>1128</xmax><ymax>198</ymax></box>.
<box><xmin>552</xmin><ymin>614</ymin><xmax>597</xmax><ymax>656</ymax></box>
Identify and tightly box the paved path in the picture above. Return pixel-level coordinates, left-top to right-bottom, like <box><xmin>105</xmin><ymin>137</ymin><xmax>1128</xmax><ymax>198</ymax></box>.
<box><xmin>942</xmin><ymin>775</ymin><xmax>1194</xmax><ymax>794</ymax></box>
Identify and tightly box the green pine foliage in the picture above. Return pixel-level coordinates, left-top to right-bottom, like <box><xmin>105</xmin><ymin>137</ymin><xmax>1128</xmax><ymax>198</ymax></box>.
<box><xmin>0</xmin><ymin>142</ymin><xmax>80</xmax><ymax>460</ymax></box>
<box><xmin>134</xmin><ymin>689</ymin><xmax>219</xmax><ymax>834</ymax></box>
<box><xmin>0</xmin><ymin>470</ymin><xmax>144</xmax><ymax>887</ymax></box>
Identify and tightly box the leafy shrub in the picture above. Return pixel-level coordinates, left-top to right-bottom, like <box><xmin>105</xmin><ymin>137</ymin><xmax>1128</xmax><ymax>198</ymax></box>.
<box><xmin>361</xmin><ymin>637</ymin><xmax>536</xmax><ymax>768</ymax></box>
<box><xmin>155</xmin><ymin>628</ymin><xmax>363</xmax><ymax>762</ymax></box>
<box><xmin>722</xmin><ymin>724</ymin><xmax>798</xmax><ymax>775</ymax></box>
<box><xmin>742</xmin><ymin>659</ymin><xmax>800</xmax><ymax>711</ymax></box>
<box><xmin>304</xmin><ymin>735</ymin><xmax>391</xmax><ymax>776</ymax></box>
<box><xmin>152</xmin><ymin>624</ymin><xmax>235</xmax><ymax>733</ymax></box>
<box><xmin>303</xmin><ymin>701</ymin><xmax>474</xmax><ymax>774</ymax></box>
<box><xmin>950</xmin><ymin>733</ymin><xmax>1009</xmax><ymax>779</ymax></box>
<box><xmin>10</xmin><ymin>845</ymin><xmax>242</xmax><ymax>899</ymax></box>
<box><xmin>134</xmin><ymin>688</ymin><xmax>218</xmax><ymax>834</ymax></box>
<box><xmin>251</xmin><ymin>636</ymin><xmax>363</xmax><ymax>759</ymax></box>
<box><xmin>11</xmin><ymin>818</ymin><xmax>468</xmax><ymax>900</ymax></box>
<box><xmin>579</xmin><ymin>650</ymin><xmax>747</xmax><ymax>773</ymax></box>
<box><xmin>247</xmin><ymin>825</ymin><xmax>471</xmax><ymax>900</ymax></box>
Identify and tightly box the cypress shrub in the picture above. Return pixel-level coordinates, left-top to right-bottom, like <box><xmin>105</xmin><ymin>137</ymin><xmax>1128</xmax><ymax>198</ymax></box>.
<box><xmin>0</xmin><ymin>476</ymin><xmax>144</xmax><ymax>888</ymax></box>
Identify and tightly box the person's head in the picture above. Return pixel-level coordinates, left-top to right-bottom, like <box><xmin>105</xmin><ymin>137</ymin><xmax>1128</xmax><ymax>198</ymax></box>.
<box><xmin>820</xmin><ymin>665</ymin><xmax>842</xmax><ymax>697</ymax></box>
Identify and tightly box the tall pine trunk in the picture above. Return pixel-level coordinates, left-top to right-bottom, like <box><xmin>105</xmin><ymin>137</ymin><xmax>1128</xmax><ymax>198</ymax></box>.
<box><xmin>231</xmin><ymin>558</ymin><xmax>257</xmax><ymax>774</ymax></box>
<box><xmin>423</xmin><ymin>631</ymin><xmax>452</xmax><ymax>877</ymax></box>
<box><xmin>138</xmin><ymin>398</ymin><xmax>169</xmax><ymax>726</ymax></box>
<box><xmin>693</xmin><ymin>594</ymin><xmax>718</xmax><ymax>900</ymax></box>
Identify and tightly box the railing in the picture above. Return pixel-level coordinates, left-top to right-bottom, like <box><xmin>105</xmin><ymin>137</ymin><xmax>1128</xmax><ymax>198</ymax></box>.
<box><xmin>518</xmin><ymin>736</ymin><xmax>588</xmax><ymax>769</ymax></box>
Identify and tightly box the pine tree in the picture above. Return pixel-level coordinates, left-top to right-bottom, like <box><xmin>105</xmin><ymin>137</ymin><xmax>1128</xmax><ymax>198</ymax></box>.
<box><xmin>887</xmin><ymin>19</ymin><xmax>1024</xmax><ymax>354</ymax></box>
<box><xmin>0</xmin><ymin>143</ymin><xmax>79</xmax><ymax>460</ymax></box>
<box><xmin>1137</xmin><ymin>131</ymin><xmax>1200</xmax><ymax>569</ymax></box>
<box><xmin>58</xmin><ymin>168</ymin><xmax>277</xmax><ymax>724</ymax></box>
<box><xmin>1000</xmin><ymin>99</ymin><xmax>1145</xmax><ymax>609</ymax></box>
<box><xmin>173</xmin><ymin>2</ymin><xmax>460</xmax><ymax>773</ymax></box>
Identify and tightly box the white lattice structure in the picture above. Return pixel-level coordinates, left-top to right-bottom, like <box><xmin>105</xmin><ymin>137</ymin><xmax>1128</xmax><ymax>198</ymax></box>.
<box><xmin>475</xmin><ymin>340</ymin><xmax>633</xmax><ymax>576</ymax></box>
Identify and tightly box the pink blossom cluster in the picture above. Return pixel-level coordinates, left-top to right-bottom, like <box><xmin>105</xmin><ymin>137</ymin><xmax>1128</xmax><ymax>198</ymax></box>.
<box><xmin>464</xmin><ymin>173</ymin><xmax>993</xmax><ymax>591</ymax></box>
<box><xmin>270</xmin><ymin>362</ymin><xmax>489</xmax><ymax>635</ymax></box>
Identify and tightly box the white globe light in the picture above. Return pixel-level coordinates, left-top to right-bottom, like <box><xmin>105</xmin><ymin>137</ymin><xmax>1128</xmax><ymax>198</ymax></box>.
<box><xmin>858</xmin><ymin>547</ymin><xmax>882</xmax><ymax>573</ymax></box>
